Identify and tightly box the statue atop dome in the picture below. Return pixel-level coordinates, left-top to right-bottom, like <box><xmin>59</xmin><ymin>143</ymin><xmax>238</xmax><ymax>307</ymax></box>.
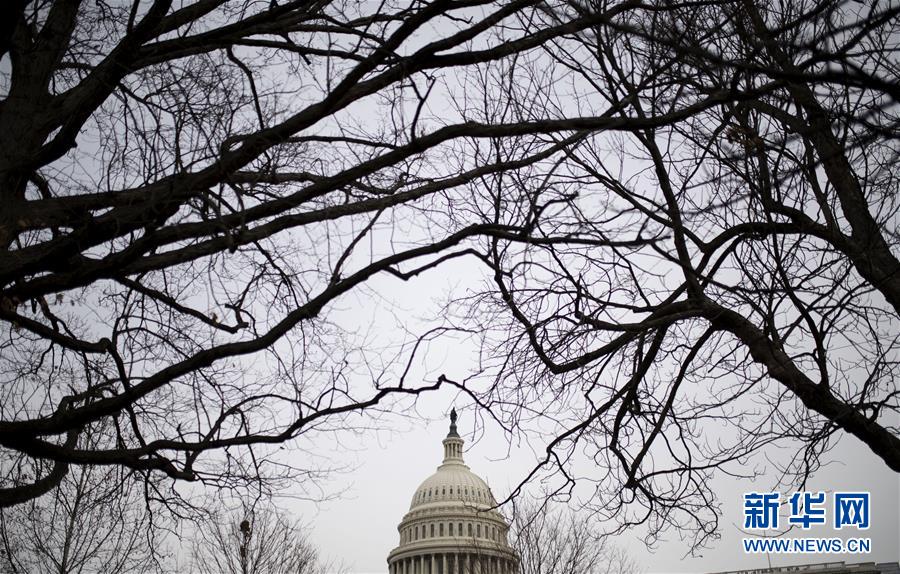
<box><xmin>448</xmin><ymin>408</ymin><xmax>459</xmax><ymax>438</ymax></box>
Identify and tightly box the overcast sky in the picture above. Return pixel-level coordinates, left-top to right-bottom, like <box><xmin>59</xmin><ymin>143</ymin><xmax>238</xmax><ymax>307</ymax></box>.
<box><xmin>291</xmin><ymin>391</ymin><xmax>898</xmax><ymax>573</ymax></box>
<box><xmin>277</xmin><ymin>265</ymin><xmax>900</xmax><ymax>574</ymax></box>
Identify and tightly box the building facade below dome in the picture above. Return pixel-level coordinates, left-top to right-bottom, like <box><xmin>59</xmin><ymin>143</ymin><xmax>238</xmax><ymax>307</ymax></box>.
<box><xmin>387</xmin><ymin>410</ymin><xmax>518</xmax><ymax>574</ymax></box>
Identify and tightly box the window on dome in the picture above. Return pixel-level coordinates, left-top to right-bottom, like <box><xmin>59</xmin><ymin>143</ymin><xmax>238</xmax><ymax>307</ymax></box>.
<box><xmin>430</xmin><ymin>524</ymin><xmax>435</xmax><ymax>537</ymax></box>
<box><xmin>414</xmin><ymin>526</ymin><xmax>418</xmax><ymax>540</ymax></box>
<box><xmin>449</xmin><ymin>487</ymin><xmax>453</xmax><ymax>494</ymax></box>
<box><xmin>442</xmin><ymin>487</ymin><xmax>446</xmax><ymax>495</ymax></box>
<box><xmin>468</xmin><ymin>523</ymin><xmax>473</xmax><ymax>537</ymax></box>
<box><xmin>449</xmin><ymin>523</ymin><xmax>454</xmax><ymax>536</ymax></box>
<box><xmin>477</xmin><ymin>524</ymin><xmax>481</xmax><ymax>537</ymax></box>
<box><xmin>458</xmin><ymin>522</ymin><xmax>462</xmax><ymax>536</ymax></box>
<box><xmin>439</xmin><ymin>523</ymin><xmax>444</xmax><ymax>536</ymax></box>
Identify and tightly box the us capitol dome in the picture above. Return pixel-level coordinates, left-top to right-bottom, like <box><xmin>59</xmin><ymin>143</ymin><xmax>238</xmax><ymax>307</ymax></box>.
<box><xmin>386</xmin><ymin>409</ymin><xmax>519</xmax><ymax>574</ymax></box>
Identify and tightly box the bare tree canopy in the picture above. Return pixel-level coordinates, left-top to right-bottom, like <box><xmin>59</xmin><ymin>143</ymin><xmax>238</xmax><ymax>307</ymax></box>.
<box><xmin>0</xmin><ymin>430</ymin><xmax>163</xmax><ymax>573</ymax></box>
<box><xmin>509</xmin><ymin>500</ymin><xmax>638</xmax><ymax>574</ymax></box>
<box><xmin>0</xmin><ymin>0</ymin><xmax>651</xmax><ymax>507</ymax></box>
<box><xmin>457</xmin><ymin>0</ymin><xmax>900</xmax><ymax>550</ymax></box>
<box><xmin>191</xmin><ymin>505</ymin><xmax>336</xmax><ymax>574</ymax></box>
<box><xmin>0</xmin><ymin>0</ymin><xmax>898</xmax><ymax>554</ymax></box>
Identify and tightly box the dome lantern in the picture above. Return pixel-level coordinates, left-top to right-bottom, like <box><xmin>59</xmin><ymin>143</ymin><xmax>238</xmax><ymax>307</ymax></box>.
<box><xmin>442</xmin><ymin>408</ymin><xmax>464</xmax><ymax>465</ymax></box>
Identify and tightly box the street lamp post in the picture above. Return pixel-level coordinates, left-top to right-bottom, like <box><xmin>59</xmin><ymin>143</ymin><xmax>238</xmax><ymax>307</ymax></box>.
<box><xmin>239</xmin><ymin>519</ymin><xmax>251</xmax><ymax>574</ymax></box>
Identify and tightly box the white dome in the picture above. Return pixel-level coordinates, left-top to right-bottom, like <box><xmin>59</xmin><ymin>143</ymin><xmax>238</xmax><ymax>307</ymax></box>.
<box><xmin>409</xmin><ymin>462</ymin><xmax>497</xmax><ymax>510</ymax></box>
<box><xmin>386</xmin><ymin>409</ymin><xmax>519</xmax><ymax>574</ymax></box>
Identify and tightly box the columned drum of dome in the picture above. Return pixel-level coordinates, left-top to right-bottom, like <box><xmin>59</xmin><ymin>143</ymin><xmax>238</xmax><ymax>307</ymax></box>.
<box><xmin>387</xmin><ymin>410</ymin><xmax>519</xmax><ymax>574</ymax></box>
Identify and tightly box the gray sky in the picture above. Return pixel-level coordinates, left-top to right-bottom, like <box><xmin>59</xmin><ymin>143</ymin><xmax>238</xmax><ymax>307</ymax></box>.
<box><xmin>279</xmin><ymin>265</ymin><xmax>900</xmax><ymax>574</ymax></box>
<box><xmin>291</xmin><ymin>394</ymin><xmax>898</xmax><ymax>573</ymax></box>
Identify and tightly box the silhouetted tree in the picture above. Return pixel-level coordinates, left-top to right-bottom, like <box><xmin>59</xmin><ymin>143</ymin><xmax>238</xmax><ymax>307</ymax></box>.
<box><xmin>2</xmin><ymin>0</ymin><xmax>898</xmax><ymax>555</ymax></box>
<box><xmin>454</xmin><ymin>0</ymin><xmax>900</xmax><ymax>550</ymax></box>
<box><xmin>0</xmin><ymin>430</ymin><xmax>164</xmax><ymax>573</ymax></box>
<box><xmin>0</xmin><ymin>0</ymin><xmax>668</xmax><ymax>507</ymax></box>
<box><xmin>191</xmin><ymin>506</ymin><xmax>337</xmax><ymax>574</ymax></box>
<box><xmin>509</xmin><ymin>501</ymin><xmax>638</xmax><ymax>574</ymax></box>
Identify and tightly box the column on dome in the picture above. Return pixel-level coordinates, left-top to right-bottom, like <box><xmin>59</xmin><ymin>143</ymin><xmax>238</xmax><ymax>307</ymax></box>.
<box><xmin>431</xmin><ymin>554</ymin><xmax>436</xmax><ymax>574</ymax></box>
<box><xmin>442</xmin><ymin>553</ymin><xmax>447</xmax><ymax>574</ymax></box>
